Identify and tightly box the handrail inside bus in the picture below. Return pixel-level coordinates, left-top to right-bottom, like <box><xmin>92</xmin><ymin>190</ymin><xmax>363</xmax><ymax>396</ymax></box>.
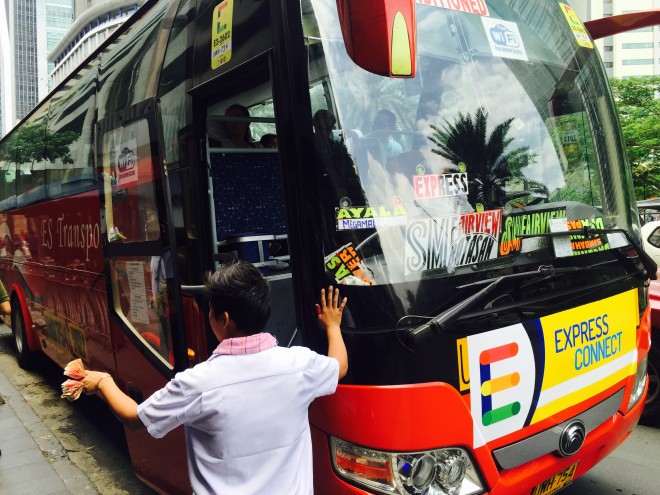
<box><xmin>207</xmin><ymin>116</ymin><xmax>276</xmax><ymax>124</ymax></box>
<box><xmin>208</xmin><ymin>147</ymin><xmax>278</xmax><ymax>154</ymax></box>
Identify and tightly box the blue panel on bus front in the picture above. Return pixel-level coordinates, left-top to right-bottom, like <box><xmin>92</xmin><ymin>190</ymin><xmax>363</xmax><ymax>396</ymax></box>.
<box><xmin>210</xmin><ymin>152</ymin><xmax>287</xmax><ymax>240</ymax></box>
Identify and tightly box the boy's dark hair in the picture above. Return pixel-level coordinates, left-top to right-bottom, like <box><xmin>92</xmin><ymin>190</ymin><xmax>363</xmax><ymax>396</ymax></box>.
<box><xmin>205</xmin><ymin>260</ymin><xmax>271</xmax><ymax>334</ymax></box>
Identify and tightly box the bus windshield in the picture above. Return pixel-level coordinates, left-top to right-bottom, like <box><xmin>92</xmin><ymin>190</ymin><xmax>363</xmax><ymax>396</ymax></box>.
<box><xmin>305</xmin><ymin>1</ymin><xmax>638</xmax><ymax>290</ymax></box>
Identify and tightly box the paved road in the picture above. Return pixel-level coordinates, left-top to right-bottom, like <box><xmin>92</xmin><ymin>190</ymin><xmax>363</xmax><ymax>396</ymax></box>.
<box><xmin>0</xmin><ymin>323</ymin><xmax>155</xmax><ymax>495</ymax></box>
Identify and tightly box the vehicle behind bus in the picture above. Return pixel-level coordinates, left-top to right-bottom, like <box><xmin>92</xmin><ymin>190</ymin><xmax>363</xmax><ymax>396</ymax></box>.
<box><xmin>639</xmin><ymin>209</ymin><xmax>660</xmax><ymax>422</ymax></box>
<box><xmin>0</xmin><ymin>1</ymin><xmax>653</xmax><ymax>494</ymax></box>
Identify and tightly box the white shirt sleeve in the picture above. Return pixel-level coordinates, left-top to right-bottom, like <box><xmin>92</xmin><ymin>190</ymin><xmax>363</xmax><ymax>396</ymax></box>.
<box><xmin>137</xmin><ymin>376</ymin><xmax>202</xmax><ymax>439</ymax></box>
<box><xmin>300</xmin><ymin>348</ymin><xmax>340</xmax><ymax>403</ymax></box>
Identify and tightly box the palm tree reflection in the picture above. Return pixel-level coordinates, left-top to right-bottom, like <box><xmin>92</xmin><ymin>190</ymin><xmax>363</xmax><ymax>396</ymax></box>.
<box><xmin>428</xmin><ymin>107</ymin><xmax>536</xmax><ymax>210</ymax></box>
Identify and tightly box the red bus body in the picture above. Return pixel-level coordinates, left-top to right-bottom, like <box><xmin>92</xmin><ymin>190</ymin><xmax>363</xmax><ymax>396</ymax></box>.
<box><xmin>0</xmin><ymin>1</ymin><xmax>656</xmax><ymax>494</ymax></box>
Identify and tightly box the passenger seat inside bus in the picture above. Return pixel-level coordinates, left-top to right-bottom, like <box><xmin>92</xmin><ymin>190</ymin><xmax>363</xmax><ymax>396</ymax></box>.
<box><xmin>209</xmin><ymin>151</ymin><xmax>298</xmax><ymax>346</ymax></box>
<box><xmin>210</xmin><ymin>151</ymin><xmax>288</xmax><ymax>268</ymax></box>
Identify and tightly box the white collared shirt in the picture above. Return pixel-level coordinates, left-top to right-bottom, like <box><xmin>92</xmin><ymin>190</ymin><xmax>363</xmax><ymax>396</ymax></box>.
<box><xmin>137</xmin><ymin>346</ymin><xmax>339</xmax><ymax>494</ymax></box>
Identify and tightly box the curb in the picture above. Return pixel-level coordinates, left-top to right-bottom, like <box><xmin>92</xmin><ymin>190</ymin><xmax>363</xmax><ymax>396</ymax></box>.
<box><xmin>0</xmin><ymin>365</ymin><xmax>99</xmax><ymax>494</ymax></box>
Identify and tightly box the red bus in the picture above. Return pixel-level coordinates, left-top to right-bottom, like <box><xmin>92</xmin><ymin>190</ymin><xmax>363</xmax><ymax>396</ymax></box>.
<box><xmin>0</xmin><ymin>1</ymin><xmax>656</xmax><ymax>494</ymax></box>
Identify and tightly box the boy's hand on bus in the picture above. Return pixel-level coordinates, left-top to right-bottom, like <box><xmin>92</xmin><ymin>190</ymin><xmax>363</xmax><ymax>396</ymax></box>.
<box><xmin>316</xmin><ymin>285</ymin><xmax>347</xmax><ymax>334</ymax></box>
<box><xmin>317</xmin><ymin>286</ymin><xmax>349</xmax><ymax>379</ymax></box>
<box><xmin>82</xmin><ymin>370</ymin><xmax>113</xmax><ymax>395</ymax></box>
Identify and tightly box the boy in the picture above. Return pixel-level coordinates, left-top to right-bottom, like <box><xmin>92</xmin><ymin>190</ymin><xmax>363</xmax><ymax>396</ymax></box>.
<box><xmin>80</xmin><ymin>260</ymin><xmax>348</xmax><ymax>494</ymax></box>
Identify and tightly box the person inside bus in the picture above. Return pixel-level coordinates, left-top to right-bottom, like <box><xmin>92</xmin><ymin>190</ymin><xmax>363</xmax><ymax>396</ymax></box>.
<box><xmin>0</xmin><ymin>279</ymin><xmax>10</xmax><ymax>316</ymax></box>
<box><xmin>76</xmin><ymin>260</ymin><xmax>348</xmax><ymax>495</ymax></box>
<box><xmin>208</xmin><ymin>103</ymin><xmax>263</xmax><ymax>148</ymax></box>
<box><xmin>312</xmin><ymin>109</ymin><xmax>363</xmax><ymax>204</ymax></box>
<box><xmin>260</xmin><ymin>133</ymin><xmax>278</xmax><ymax>148</ymax></box>
<box><xmin>370</xmin><ymin>109</ymin><xmax>403</xmax><ymax>159</ymax></box>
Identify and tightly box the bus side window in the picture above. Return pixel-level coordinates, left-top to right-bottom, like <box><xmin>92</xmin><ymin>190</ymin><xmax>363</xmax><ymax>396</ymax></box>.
<box><xmin>46</xmin><ymin>62</ymin><xmax>97</xmax><ymax>200</ymax></box>
<box><xmin>0</xmin><ymin>143</ymin><xmax>17</xmax><ymax>212</ymax></box>
<box><xmin>15</xmin><ymin>106</ymin><xmax>49</xmax><ymax>208</ymax></box>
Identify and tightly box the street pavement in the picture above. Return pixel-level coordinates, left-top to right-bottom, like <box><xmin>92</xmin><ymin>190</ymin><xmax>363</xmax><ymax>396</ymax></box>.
<box><xmin>0</xmin><ymin>362</ymin><xmax>98</xmax><ymax>495</ymax></box>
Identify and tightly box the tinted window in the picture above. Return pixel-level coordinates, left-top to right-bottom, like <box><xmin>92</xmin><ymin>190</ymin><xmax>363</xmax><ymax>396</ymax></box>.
<box><xmin>97</xmin><ymin>1</ymin><xmax>168</xmax><ymax>120</ymax></box>
<box><xmin>15</xmin><ymin>104</ymin><xmax>50</xmax><ymax>207</ymax></box>
<box><xmin>46</xmin><ymin>62</ymin><xmax>98</xmax><ymax>199</ymax></box>
<box><xmin>0</xmin><ymin>140</ymin><xmax>17</xmax><ymax>211</ymax></box>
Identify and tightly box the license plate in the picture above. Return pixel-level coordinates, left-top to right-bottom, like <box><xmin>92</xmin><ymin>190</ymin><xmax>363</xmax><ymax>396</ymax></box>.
<box><xmin>530</xmin><ymin>463</ymin><xmax>578</xmax><ymax>495</ymax></box>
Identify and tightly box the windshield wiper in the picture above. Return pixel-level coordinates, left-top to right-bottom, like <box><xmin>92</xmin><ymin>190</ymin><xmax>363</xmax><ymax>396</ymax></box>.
<box><xmin>401</xmin><ymin>264</ymin><xmax>572</xmax><ymax>347</ymax></box>
<box><xmin>518</xmin><ymin>226</ymin><xmax>657</xmax><ymax>281</ymax></box>
<box><xmin>398</xmin><ymin>227</ymin><xmax>655</xmax><ymax>349</ymax></box>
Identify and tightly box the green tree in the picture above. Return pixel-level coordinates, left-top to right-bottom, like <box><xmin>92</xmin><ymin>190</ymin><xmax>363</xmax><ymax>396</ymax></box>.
<box><xmin>428</xmin><ymin>107</ymin><xmax>536</xmax><ymax>210</ymax></box>
<box><xmin>0</xmin><ymin>123</ymin><xmax>78</xmax><ymax>165</ymax></box>
<box><xmin>609</xmin><ymin>76</ymin><xmax>660</xmax><ymax>200</ymax></box>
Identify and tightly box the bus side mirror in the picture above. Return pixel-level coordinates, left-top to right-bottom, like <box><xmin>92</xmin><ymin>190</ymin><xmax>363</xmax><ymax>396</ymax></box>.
<box><xmin>336</xmin><ymin>0</ymin><xmax>416</xmax><ymax>78</ymax></box>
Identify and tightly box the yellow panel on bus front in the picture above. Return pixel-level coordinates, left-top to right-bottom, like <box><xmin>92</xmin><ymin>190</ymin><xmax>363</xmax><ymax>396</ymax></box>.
<box><xmin>532</xmin><ymin>289</ymin><xmax>638</xmax><ymax>422</ymax></box>
<box><xmin>458</xmin><ymin>289</ymin><xmax>638</xmax><ymax>448</ymax></box>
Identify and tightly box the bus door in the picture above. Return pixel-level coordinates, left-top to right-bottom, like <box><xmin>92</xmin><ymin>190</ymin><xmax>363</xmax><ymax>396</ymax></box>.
<box><xmin>198</xmin><ymin>57</ymin><xmax>300</xmax><ymax>348</ymax></box>
<box><xmin>96</xmin><ymin>99</ymin><xmax>189</xmax><ymax>492</ymax></box>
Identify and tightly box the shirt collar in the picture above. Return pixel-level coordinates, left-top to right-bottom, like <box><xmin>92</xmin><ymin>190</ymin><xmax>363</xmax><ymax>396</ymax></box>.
<box><xmin>212</xmin><ymin>333</ymin><xmax>278</xmax><ymax>356</ymax></box>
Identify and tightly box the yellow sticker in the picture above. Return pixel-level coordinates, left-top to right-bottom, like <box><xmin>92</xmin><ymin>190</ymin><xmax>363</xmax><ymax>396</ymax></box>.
<box><xmin>211</xmin><ymin>0</ymin><xmax>233</xmax><ymax>69</ymax></box>
<box><xmin>532</xmin><ymin>289</ymin><xmax>637</xmax><ymax>422</ymax></box>
<box><xmin>457</xmin><ymin>337</ymin><xmax>470</xmax><ymax>391</ymax></box>
<box><xmin>325</xmin><ymin>243</ymin><xmax>373</xmax><ymax>285</ymax></box>
<box><xmin>559</xmin><ymin>3</ymin><xmax>594</xmax><ymax>49</ymax></box>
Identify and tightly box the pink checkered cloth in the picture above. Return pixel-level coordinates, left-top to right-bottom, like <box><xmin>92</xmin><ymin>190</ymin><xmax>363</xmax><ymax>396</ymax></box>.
<box><xmin>213</xmin><ymin>333</ymin><xmax>278</xmax><ymax>355</ymax></box>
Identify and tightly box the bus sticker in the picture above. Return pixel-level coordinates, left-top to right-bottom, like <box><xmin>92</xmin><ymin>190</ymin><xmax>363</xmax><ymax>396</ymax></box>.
<box><xmin>125</xmin><ymin>261</ymin><xmax>150</xmax><ymax>325</ymax></box>
<box><xmin>115</xmin><ymin>139</ymin><xmax>138</xmax><ymax>186</ymax></box>
<box><xmin>211</xmin><ymin>0</ymin><xmax>234</xmax><ymax>69</ymax></box>
<box><xmin>559</xmin><ymin>3</ymin><xmax>594</xmax><ymax>49</ymax></box>
<box><xmin>413</xmin><ymin>172</ymin><xmax>468</xmax><ymax>200</ymax></box>
<box><xmin>458</xmin><ymin>289</ymin><xmax>638</xmax><ymax>447</ymax></box>
<box><xmin>335</xmin><ymin>205</ymin><xmax>408</xmax><ymax>230</ymax></box>
<box><xmin>404</xmin><ymin>209</ymin><xmax>502</xmax><ymax>275</ymax></box>
<box><xmin>416</xmin><ymin>0</ymin><xmax>490</xmax><ymax>17</ymax></box>
<box><xmin>549</xmin><ymin>217</ymin><xmax>612</xmax><ymax>257</ymax></box>
<box><xmin>453</xmin><ymin>209</ymin><xmax>502</xmax><ymax>266</ymax></box>
<box><xmin>481</xmin><ymin>17</ymin><xmax>528</xmax><ymax>61</ymax></box>
<box><xmin>499</xmin><ymin>208</ymin><xmax>566</xmax><ymax>256</ymax></box>
<box><xmin>459</xmin><ymin>322</ymin><xmax>536</xmax><ymax>446</ymax></box>
<box><xmin>325</xmin><ymin>243</ymin><xmax>373</xmax><ymax>285</ymax></box>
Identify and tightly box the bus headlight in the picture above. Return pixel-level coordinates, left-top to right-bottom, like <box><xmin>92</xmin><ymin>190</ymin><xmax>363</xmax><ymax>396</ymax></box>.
<box><xmin>627</xmin><ymin>354</ymin><xmax>648</xmax><ymax>412</ymax></box>
<box><xmin>330</xmin><ymin>437</ymin><xmax>485</xmax><ymax>495</ymax></box>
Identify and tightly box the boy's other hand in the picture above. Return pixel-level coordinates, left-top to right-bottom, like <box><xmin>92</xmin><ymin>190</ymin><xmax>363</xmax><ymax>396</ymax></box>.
<box><xmin>316</xmin><ymin>286</ymin><xmax>347</xmax><ymax>333</ymax></box>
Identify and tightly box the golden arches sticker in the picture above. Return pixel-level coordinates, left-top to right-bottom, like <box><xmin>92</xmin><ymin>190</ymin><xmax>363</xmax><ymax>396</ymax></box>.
<box><xmin>391</xmin><ymin>12</ymin><xmax>413</xmax><ymax>76</ymax></box>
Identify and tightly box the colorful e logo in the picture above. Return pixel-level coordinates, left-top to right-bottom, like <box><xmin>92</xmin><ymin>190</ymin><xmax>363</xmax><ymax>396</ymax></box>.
<box><xmin>480</xmin><ymin>343</ymin><xmax>521</xmax><ymax>425</ymax></box>
<box><xmin>463</xmin><ymin>324</ymin><xmax>536</xmax><ymax>448</ymax></box>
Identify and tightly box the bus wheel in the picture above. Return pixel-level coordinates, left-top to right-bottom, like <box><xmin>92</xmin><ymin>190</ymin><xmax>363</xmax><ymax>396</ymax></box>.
<box><xmin>642</xmin><ymin>343</ymin><xmax>660</xmax><ymax>423</ymax></box>
<box><xmin>11</xmin><ymin>299</ymin><xmax>35</xmax><ymax>369</ymax></box>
